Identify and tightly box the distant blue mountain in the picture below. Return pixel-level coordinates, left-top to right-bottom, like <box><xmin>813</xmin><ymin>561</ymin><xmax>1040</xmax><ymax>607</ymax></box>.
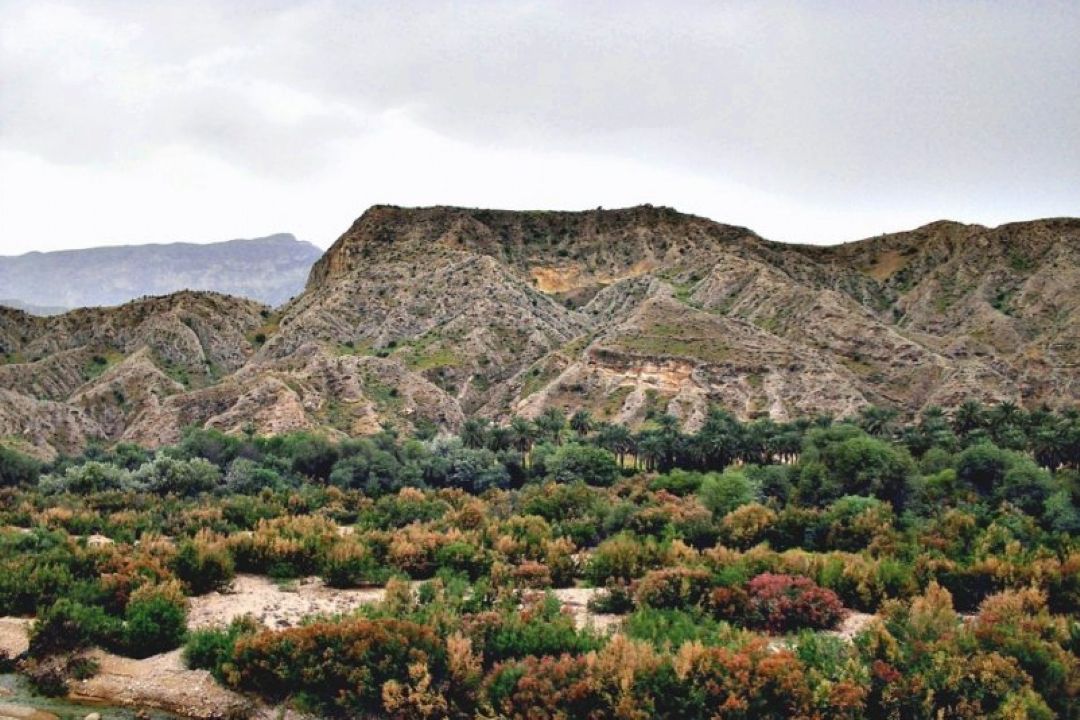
<box><xmin>0</xmin><ymin>234</ymin><xmax>322</xmax><ymax>311</ymax></box>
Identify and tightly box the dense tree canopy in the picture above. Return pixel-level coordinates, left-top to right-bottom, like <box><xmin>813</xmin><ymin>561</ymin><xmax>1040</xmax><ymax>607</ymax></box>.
<box><xmin>0</xmin><ymin>399</ymin><xmax>1077</xmax><ymax>717</ymax></box>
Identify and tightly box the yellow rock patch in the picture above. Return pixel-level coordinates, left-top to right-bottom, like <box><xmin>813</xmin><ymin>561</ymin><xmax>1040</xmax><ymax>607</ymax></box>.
<box><xmin>863</xmin><ymin>250</ymin><xmax>907</xmax><ymax>281</ymax></box>
<box><xmin>529</xmin><ymin>259</ymin><xmax>658</xmax><ymax>293</ymax></box>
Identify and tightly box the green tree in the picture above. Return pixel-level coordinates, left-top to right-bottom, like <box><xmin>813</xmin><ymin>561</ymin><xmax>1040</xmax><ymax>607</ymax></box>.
<box><xmin>547</xmin><ymin>443</ymin><xmax>619</xmax><ymax>487</ymax></box>
<box><xmin>802</xmin><ymin>428</ymin><xmax>916</xmax><ymax>509</ymax></box>
<box><xmin>595</xmin><ymin>422</ymin><xmax>633</xmax><ymax>468</ymax></box>
<box><xmin>699</xmin><ymin>468</ymin><xmax>759</xmax><ymax>517</ymax></box>
<box><xmin>569</xmin><ymin>410</ymin><xmax>594</xmax><ymax>439</ymax></box>
<box><xmin>0</xmin><ymin>445</ymin><xmax>41</xmax><ymax>487</ymax></box>
<box><xmin>535</xmin><ymin>408</ymin><xmax>568</xmax><ymax>446</ymax></box>
<box><xmin>132</xmin><ymin>454</ymin><xmax>221</xmax><ymax>496</ymax></box>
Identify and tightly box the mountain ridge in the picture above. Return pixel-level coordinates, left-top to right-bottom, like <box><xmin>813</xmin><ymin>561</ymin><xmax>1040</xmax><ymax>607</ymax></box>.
<box><xmin>0</xmin><ymin>233</ymin><xmax>322</xmax><ymax>311</ymax></box>
<box><xmin>1</xmin><ymin>205</ymin><xmax>1078</xmax><ymax>458</ymax></box>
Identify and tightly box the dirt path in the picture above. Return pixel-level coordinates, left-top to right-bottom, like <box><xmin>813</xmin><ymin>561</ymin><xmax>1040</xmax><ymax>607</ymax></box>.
<box><xmin>188</xmin><ymin>574</ymin><xmax>386</xmax><ymax>630</ymax></box>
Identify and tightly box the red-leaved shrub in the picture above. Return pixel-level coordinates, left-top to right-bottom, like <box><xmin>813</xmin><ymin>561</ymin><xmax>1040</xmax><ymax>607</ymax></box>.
<box><xmin>746</xmin><ymin>573</ymin><xmax>845</xmax><ymax>633</ymax></box>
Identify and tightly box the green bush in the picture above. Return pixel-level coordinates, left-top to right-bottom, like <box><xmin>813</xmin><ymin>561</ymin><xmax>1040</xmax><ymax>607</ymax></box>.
<box><xmin>222</xmin><ymin>458</ymin><xmax>287</xmax><ymax>494</ymax></box>
<box><xmin>0</xmin><ymin>445</ymin><xmax>41</xmax><ymax>487</ymax></box>
<box><xmin>699</xmin><ymin>468</ymin><xmax>758</xmax><ymax>517</ymax></box>
<box><xmin>132</xmin><ymin>454</ymin><xmax>221</xmax><ymax>496</ymax></box>
<box><xmin>635</xmin><ymin>567</ymin><xmax>713</xmax><ymax>610</ymax></box>
<box><xmin>649</xmin><ymin>469</ymin><xmax>705</xmax><ymax>496</ymax></box>
<box><xmin>584</xmin><ymin>533</ymin><xmax>663</xmax><ymax>585</ymax></box>
<box><xmin>123</xmin><ymin>582</ymin><xmax>188</xmax><ymax>657</ymax></box>
<box><xmin>482</xmin><ymin>594</ymin><xmax>603</xmax><ymax>662</ymax></box>
<box><xmin>623</xmin><ymin>607</ymin><xmax>737</xmax><ymax>648</ymax></box>
<box><xmin>809</xmin><ymin>432</ymin><xmax>916</xmax><ymax>509</ymax></box>
<box><xmin>184</xmin><ymin>615</ymin><xmax>259</xmax><ymax>682</ymax></box>
<box><xmin>322</xmin><ymin>539</ymin><xmax>382</xmax><ymax>588</ymax></box>
<box><xmin>587</xmin><ymin>582</ymin><xmax>635</xmax><ymax>614</ymax></box>
<box><xmin>171</xmin><ymin>534</ymin><xmax>235</xmax><ymax>595</ymax></box>
<box><xmin>29</xmin><ymin>598</ymin><xmax>121</xmax><ymax>657</ymax></box>
<box><xmin>39</xmin><ymin>461</ymin><xmax>130</xmax><ymax>494</ymax></box>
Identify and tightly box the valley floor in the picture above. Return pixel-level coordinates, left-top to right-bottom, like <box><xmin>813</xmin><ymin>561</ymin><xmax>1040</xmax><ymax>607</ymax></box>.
<box><xmin>0</xmin><ymin>575</ymin><xmax>879</xmax><ymax>720</ymax></box>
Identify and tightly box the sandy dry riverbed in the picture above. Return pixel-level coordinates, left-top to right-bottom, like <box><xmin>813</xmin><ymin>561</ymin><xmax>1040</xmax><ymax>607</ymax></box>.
<box><xmin>548</xmin><ymin>588</ymin><xmax>622</xmax><ymax>632</ymax></box>
<box><xmin>188</xmin><ymin>574</ymin><xmax>386</xmax><ymax>630</ymax></box>
<box><xmin>0</xmin><ymin>619</ymin><xmax>30</xmax><ymax>660</ymax></box>
<box><xmin>70</xmin><ymin>650</ymin><xmax>250</xmax><ymax>720</ymax></box>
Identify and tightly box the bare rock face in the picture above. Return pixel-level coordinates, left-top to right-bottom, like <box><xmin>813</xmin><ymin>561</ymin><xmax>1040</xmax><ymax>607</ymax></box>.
<box><xmin>2</xmin><ymin>206</ymin><xmax>1079</xmax><ymax>455</ymax></box>
<box><xmin>0</xmin><ymin>388</ymin><xmax>103</xmax><ymax>459</ymax></box>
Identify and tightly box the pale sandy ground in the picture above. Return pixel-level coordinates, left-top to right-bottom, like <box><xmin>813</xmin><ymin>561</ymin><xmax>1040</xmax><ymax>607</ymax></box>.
<box><xmin>188</xmin><ymin>574</ymin><xmax>386</xmax><ymax>630</ymax></box>
<box><xmin>0</xmin><ymin>619</ymin><xmax>30</xmax><ymax>659</ymax></box>
<box><xmin>548</xmin><ymin>588</ymin><xmax>623</xmax><ymax>633</ymax></box>
<box><xmin>0</xmin><ymin>702</ymin><xmax>58</xmax><ymax>720</ymax></box>
<box><xmin>828</xmin><ymin>611</ymin><xmax>877</xmax><ymax>641</ymax></box>
<box><xmin>70</xmin><ymin>649</ymin><xmax>250</xmax><ymax>720</ymax></box>
<box><xmin>189</xmin><ymin>577</ymin><xmax>622</xmax><ymax>632</ymax></box>
<box><xmin>0</xmin><ymin>615</ymin><xmax>248</xmax><ymax>720</ymax></box>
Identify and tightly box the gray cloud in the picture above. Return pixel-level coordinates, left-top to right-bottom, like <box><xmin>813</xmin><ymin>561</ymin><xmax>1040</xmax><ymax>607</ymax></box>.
<box><xmin>1</xmin><ymin>0</ymin><xmax>1078</xmax><ymax>248</ymax></box>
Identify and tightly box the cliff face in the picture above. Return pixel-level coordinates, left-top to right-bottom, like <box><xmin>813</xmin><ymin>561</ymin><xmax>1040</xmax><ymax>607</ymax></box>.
<box><xmin>3</xmin><ymin>206</ymin><xmax>1079</xmax><ymax>456</ymax></box>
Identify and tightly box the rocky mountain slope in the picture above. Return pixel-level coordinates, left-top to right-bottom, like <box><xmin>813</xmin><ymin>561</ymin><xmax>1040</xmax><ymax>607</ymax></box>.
<box><xmin>0</xmin><ymin>234</ymin><xmax>322</xmax><ymax>311</ymax></box>
<box><xmin>2</xmin><ymin>205</ymin><xmax>1078</xmax><ymax>457</ymax></box>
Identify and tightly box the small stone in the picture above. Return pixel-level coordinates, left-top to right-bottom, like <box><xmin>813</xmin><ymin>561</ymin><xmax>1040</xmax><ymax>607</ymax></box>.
<box><xmin>84</xmin><ymin>714</ymin><xmax>101</xmax><ymax>720</ymax></box>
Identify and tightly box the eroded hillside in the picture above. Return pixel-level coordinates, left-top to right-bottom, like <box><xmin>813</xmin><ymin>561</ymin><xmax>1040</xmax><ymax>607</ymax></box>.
<box><xmin>2</xmin><ymin>205</ymin><xmax>1078</xmax><ymax>456</ymax></box>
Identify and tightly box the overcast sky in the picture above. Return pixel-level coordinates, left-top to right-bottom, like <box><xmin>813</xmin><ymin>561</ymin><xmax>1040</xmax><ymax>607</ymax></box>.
<box><xmin>1</xmin><ymin>0</ymin><xmax>1078</xmax><ymax>254</ymax></box>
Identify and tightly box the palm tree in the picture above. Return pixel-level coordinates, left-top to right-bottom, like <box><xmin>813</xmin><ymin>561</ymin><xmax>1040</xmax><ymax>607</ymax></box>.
<box><xmin>920</xmin><ymin>405</ymin><xmax>947</xmax><ymax>427</ymax></box>
<box><xmin>773</xmin><ymin>429</ymin><xmax>803</xmax><ymax>465</ymax></box>
<box><xmin>510</xmin><ymin>416</ymin><xmax>537</xmax><ymax>454</ymax></box>
<box><xmin>695</xmin><ymin>407</ymin><xmax>741</xmax><ymax>470</ymax></box>
<box><xmin>569</xmin><ymin>409</ymin><xmax>595</xmax><ymax>439</ymax></box>
<box><xmin>507</xmin><ymin>418</ymin><xmax>537</xmax><ymax>470</ymax></box>
<box><xmin>596</xmin><ymin>422</ymin><xmax>632</xmax><ymax>467</ymax></box>
<box><xmin>636</xmin><ymin>431</ymin><xmax>665</xmax><ymax>472</ymax></box>
<box><xmin>653</xmin><ymin>413</ymin><xmax>683</xmax><ymax>470</ymax></box>
<box><xmin>988</xmin><ymin>401</ymin><xmax>1026</xmax><ymax>449</ymax></box>
<box><xmin>1065</xmin><ymin>418</ymin><xmax>1080</xmax><ymax>470</ymax></box>
<box><xmin>487</xmin><ymin>425</ymin><xmax>515</xmax><ymax>453</ymax></box>
<box><xmin>1030</xmin><ymin>424</ymin><xmax>1063</xmax><ymax>469</ymax></box>
<box><xmin>900</xmin><ymin>424</ymin><xmax>932</xmax><ymax>458</ymax></box>
<box><xmin>952</xmin><ymin>400</ymin><xmax>985</xmax><ymax>438</ymax></box>
<box><xmin>743</xmin><ymin>418</ymin><xmax>780</xmax><ymax>464</ymax></box>
<box><xmin>857</xmin><ymin>405</ymin><xmax>899</xmax><ymax>438</ymax></box>
<box><xmin>461</xmin><ymin>418</ymin><xmax>490</xmax><ymax>449</ymax></box>
<box><xmin>536</xmin><ymin>407</ymin><xmax>568</xmax><ymax>446</ymax></box>
<box><xmin>990</xmin><ymin>400</ymin><xmax>1022</xmax><ymax>426</ymax></box>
